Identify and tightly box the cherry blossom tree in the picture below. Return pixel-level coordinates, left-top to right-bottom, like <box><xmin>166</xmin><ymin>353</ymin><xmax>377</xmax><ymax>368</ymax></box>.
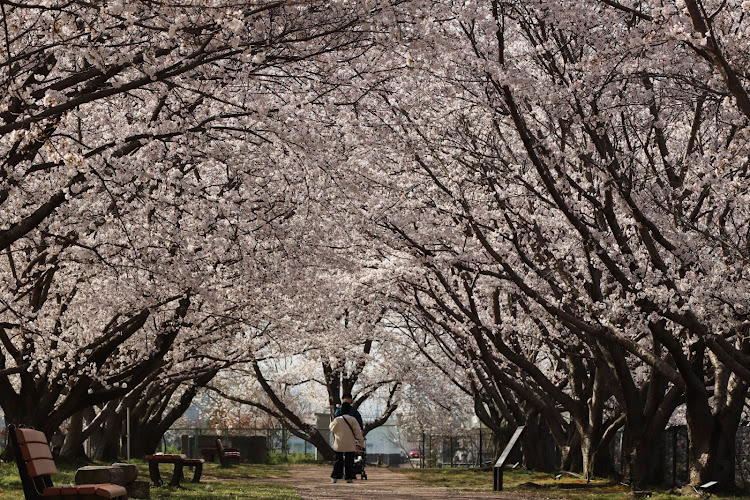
<box><xmin>339</xmin><ymin>0</ymin><xmax>749</xmax><ymax>489</ymax></box>
<box><xmin>0</xmin><ymin>0</ymin><xmax>394</xmax><ymax>457</ymax></box>
<box><xmin>3</xmin><ymin>0</ymin><xmax>748</xmax><ymax>491</ymax></box>
<box><xmin>206</xmin><ymin>264</ymin><xmax>405</xmax><ymax>461</ymax></box>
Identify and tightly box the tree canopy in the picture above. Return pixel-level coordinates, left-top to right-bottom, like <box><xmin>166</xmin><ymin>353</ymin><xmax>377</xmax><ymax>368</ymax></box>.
<box><xmin>1</xmin><ymin>0</ymin><xmax>749</xmax><ymax>491</ymax></box>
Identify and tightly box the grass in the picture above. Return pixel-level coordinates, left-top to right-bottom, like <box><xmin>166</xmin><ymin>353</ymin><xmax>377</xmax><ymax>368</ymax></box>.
<box><xmin>3</xmin><ymin>457</ymin><xmax>750</xmax><ymax>499</ymax></box>
<box><xmin>267</xmin><ymin>451</ymin><xmax>319</xmax><ymax>465</ymax></box>
<box><xmin>148</xmin><ymin>481</ymin><xmax>298</xmax><ymax>499</ymax></box>
<box><xmin>0</xmin><ymin>460</ymin><xmax>299</xmax><ymax>500</ymax></box>
<box><xmin>392</xmin><ymin>466</ymin><xmax>750</xmax><ymax>499</ymax></box>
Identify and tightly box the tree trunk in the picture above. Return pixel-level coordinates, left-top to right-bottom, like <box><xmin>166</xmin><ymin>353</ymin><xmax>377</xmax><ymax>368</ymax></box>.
<box><xmin>594</xmin><ymin>435</ymin><xmax>613</xmax><ymax>478</ymax></box>
<box><xmin>621</xmin><ymin>428</ymin><xmax>663</xmax><ymax>486</ymax></box>
<box><xmin>491</xmin><ymin>427</ymin><xmax>510</xmax><ymax>463</ymax></box>
<box><xmin>4</xmin><ymin>402</ymin><xmax>61</xmax><ymax>446</ymax></box>
<box><xmin>579</xmin><ymin>432</ymin><xmax>596</xmax><ymax>481</ymax></box>
<box><xmin>576</xmin><ymin>396</ymin><xmax>608</xmax><ymax>478</ymax></box>
<box><xmin>577</xmin><ymin>421</ymin><xmax>614</xmax><ymax>480</ymax></box>
<box><xmin>59</xmin><ymin>410</ymin><xmax>88</xmax><ymax>460</ymax></box>
<box><xmin>686</xmin><ymin>409</ymin><xmax>740</xmax><ymax>488</ymax></box>
<box><xmin>90</xmin><ymin>409</ymin><xmax>123</xmax><ymax>462</ymax></box>
<box><xmin>560</xmin><ymin>427</ymin><xmax>582</xmax><ymax>472</ymax></box>
<box><xmin>130</xmin><ymin>423</ymin><xmax>161</xmax><ymax>458</ymax></box>
<box><xmin>520</xmin><ymin>411</ymin><xmax>556</xmax><ymax>472</ymax></box>
<box><xmin>685</xmin><ymin>382</ymin><xmax>745</xmax><ymax>490</ymax></box>
<box><xmin>307</xmin><ymin>428</ymin><xmax>335</xmax><ymax>461</ymax></box>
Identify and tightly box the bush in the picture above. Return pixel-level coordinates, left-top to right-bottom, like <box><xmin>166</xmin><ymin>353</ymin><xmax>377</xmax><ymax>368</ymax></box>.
<box><xmin>267</xmin><ymin>451</ymin><xmax>319</xmax><ymax>465</ymax></box>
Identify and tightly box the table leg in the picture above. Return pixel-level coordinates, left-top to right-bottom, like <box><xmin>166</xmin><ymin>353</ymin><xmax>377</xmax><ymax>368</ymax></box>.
<box><xmin>192</xmin><ymin>462</ymin><xmax>203</xmax><ymax>482</ymax></box>
<box><xmin>170</xmin><ymin>461</ymin><xmax>184</xmax><ymax>487</ymax></box>
<box><xmin>148</xmin><ymin>461</ymin><xmax>162</xmax><ymax>486</ymax></box>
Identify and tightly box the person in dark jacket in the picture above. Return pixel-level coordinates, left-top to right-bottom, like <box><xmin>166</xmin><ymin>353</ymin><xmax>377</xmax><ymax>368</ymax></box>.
<box><xmin>329</xmin><ymin>401</ymin><xmax>365</xmax><ymax>483</ymax></box>
<box><xmin>334</xmin><ymin>392</ymin><xmax>364</xmax><ymax>430</ymax></box>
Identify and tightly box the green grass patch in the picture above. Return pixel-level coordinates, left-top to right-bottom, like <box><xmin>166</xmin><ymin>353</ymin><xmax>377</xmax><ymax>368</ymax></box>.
<box><xmin>0</xmin><ymin>460</ymin><xmax>299</xmax><ymax>500</ymax></box>
<box><xmin>393</xmin><ymin>465</ymin><xmax>494</xmax><ymax>489</ymax></box>
<box><xmin>267</xmin><ymin>451</ymin><xmax>319</xmax><ymax>465</ymax></box>
<box><xmin>391</xmin><ymin>467</ymin><xmax>750</xmax><ymax>499</ymax></box>
<box><xmin>149</xmin><ymin>481</ymin><xmax>297</xmax><ymax>499</ymax></box>
<box><xmin>0</xmin><ymin>460</ymin><xmax>81</xmax><ymax>500</ymax></box>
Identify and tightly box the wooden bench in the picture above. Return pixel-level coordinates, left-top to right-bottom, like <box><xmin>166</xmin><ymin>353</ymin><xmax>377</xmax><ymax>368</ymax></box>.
<box><xmin>8</xmin><ymin>425</ymin><xmax>127</xmax><ymax>500</ymax></box>
<box><xmin>199</xmin><ymin>446</ymin><xmax>216</xmax><ymax>462</ymax></box>
<box><xmin>144</xmin><ymin>454</ymin><xmax>204</xmax><ymax>486</ymax></box>
<box><xmin>215</xmin><ymin>439</ymin><xmax>241</xmax><ymax>466</ymax></box>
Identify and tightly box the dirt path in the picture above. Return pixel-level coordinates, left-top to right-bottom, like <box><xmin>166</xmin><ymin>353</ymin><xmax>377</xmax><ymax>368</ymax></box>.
<box><xmin>252</xmin><ymin>466</ymin><xmax>567</xmax><ymax>500</ymax></box>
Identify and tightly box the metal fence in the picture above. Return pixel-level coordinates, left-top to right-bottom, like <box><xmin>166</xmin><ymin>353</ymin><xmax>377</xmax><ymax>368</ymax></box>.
<box><xmin>408</xmin><ymin>428</ymin><xmax>496</xmax><ymax>468</ymax></box>
<box><xmin>163</xmin><ymin>425</ymin><xmax>495</xmax><ymax>467</ymax></box>
<box><xmin>415</xmin><ymin>423</ymin><xmax>750</xmax><ymax>491</ymax></box>
<box><xmin>165</xmin><ymin>427</ymin><xmax>316</xmax><ymax>461</ymax></box>
<box><xmin>609</xmin><ymin>425</ymin><xmax>750</xmax><ymax>490</ymax></box>
<box><xmin>163</xmin><ymin>423</ymin><xmax>750</xmax><ymax>490</ymax></box>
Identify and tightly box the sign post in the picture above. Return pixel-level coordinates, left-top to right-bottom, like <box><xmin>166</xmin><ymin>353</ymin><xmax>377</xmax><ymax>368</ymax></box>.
<box><xmin>493</xmin><ymin>426</ymin><xmax>525</xmax><ymax>491</ymax></box>
<box><xmin>126</xmin><ymin>407</ymin><xmax>131</xmax><ymax>463</ymax></box>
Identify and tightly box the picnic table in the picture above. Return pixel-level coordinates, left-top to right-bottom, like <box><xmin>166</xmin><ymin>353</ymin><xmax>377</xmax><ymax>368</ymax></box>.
<box><xmin>144</xmin><ymin>453</ymin><xmax>205</xmax><ymax>486</ymax></box>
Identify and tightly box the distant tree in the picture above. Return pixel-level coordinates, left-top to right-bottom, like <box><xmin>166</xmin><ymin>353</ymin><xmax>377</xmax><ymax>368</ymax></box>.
<box><xmin>207</xmin><ymin>279</ymin><xmax>404</xmax><ymax>461</ymax></box>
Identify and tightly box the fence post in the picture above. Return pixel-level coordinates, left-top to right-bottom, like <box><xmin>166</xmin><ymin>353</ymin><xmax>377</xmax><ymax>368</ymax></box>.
<box><xmin>479</xmin><ymin>427</ymin><xmax>483</xmax><ymax>467</ymax></box>
<box><xmin>421</xmin><ymin>431</ymin><xmax>426</xmax><ymax>468</ymax></box>
<box><xmin>672</xmin><ymin>427</ymin><xmax>677</xmax><ymax>489</ymax></box>
<box><xmin>429</xmin><ymin>434</ymin><xmax>432</xmax><ymax>467</ymax></box>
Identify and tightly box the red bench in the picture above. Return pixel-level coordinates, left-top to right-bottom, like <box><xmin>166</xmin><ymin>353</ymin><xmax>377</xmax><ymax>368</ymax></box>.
<box><xmin>215</xmin><ymin>439</ymin><xmax>241</xmax><ymax>466</ymax></box>
<box><xmin>8</xmin><ymin>425</ymin><xmax>127</xmax><ymax>500</ymax></box>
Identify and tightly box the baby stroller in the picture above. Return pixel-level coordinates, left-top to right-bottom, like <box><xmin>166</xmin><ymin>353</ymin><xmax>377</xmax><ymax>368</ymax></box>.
<box><xmin>352</xmin><ymin>446</ymin><xmax>367</xmax><ymax>480</ymax></box>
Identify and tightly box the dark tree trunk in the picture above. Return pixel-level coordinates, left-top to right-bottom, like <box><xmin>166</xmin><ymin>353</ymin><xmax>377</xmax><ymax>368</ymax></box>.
<box><xmin>579</xmin><ymin>430</ymin><xmax>598</xmax><ymax>480</ymax></box>
<box><xmin>129</xmin><ymin>419</ymin><xmax>162</xmax><ymax>457</ymax></box>
<box><xmin>90</xmin><ymin>410</ymin><xmax>123</xmax><ymax>462</ymax></box>
<box><xmin>307</xmin><ymin>428</ymin><xmax>335</xmax><ymax>461</ymax></box>
<box><xmin>491</xmin><ymin>426</ymin><xmax>511</xmax><ymax>463</ymax></box>
<box><xmin>685</xmin><ymin>385</ymin><xmax>745</xmax><ymax>489</ymax></box>
<box><xmin>621</xmin><ymin>428</ymin><xmax>664</xmax><ymax>486</ymax></box>
<box><xmin>59</xmin><ymin>410</ymin><xmax>89</xmax><ymax>460</ymax></box>
<box><xmin>3</xmin><ymin>402</ymin><xmax>64</xmax><ymax>452</ymax></box>
<box><xmin>560</xmin><ymin>427</ymin><xmax>582</xmax><ymax>472</ymax></box>
<box><xmin>520</xmin><ymin>411</ymin><xmax>556</xmax><ymax>472</ymax></box>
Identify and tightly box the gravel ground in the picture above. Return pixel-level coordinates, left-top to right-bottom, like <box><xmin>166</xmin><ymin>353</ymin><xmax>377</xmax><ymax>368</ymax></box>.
<box><xmin>249</xmin><ymin>466</ymin><xmax>569</xmax><ymax>500</ymax></box>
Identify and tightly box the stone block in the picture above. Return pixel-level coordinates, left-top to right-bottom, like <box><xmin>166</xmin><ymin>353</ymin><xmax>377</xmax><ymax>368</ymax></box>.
<box><xmin>75</xmin><ymin>463</ymin><xmax>139</xmax><ymax>486</ymax></box>
<box><xmin>127</xmin><ymin>480</ymin><xmax>151</xmax><ymax>499</ymax></box>
<box><xmin>75</xmin><ymin>466</ymin><xmax>124</xmax><ymax>486</ymax></box>
<box><xmin>112</xmin><ymin>462</ymin><xmax>139</xmax><ymax>484</ymax></box>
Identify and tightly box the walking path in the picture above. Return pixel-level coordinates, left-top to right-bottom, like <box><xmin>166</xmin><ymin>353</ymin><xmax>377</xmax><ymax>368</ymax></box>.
<box><xmin>251</xmin><ymin>466</ymin><xmax>566</xmax><ymax>500</ymax></box>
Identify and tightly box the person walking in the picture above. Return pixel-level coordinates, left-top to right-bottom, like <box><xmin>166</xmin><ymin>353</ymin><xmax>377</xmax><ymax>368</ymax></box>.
<box><xmin>329</xmin><ymin>401</ymin><xmax>365</xmax><ymax>483</ymax></box>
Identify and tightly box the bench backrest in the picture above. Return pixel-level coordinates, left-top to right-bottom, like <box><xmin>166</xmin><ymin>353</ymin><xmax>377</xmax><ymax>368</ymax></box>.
<box><xmin>15</xmin><ymin>427</ymin><xmax>58</xmax><ymax>477</ymax></box>
<box><xmin>9</xmin><ymin>425</ymin><xmax>56</xmax><ymax>500</ymax></box>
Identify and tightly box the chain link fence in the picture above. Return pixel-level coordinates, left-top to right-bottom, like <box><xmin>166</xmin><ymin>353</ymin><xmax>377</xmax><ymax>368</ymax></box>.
<box><xmin>162</xmin><ymin>422</ymin><xmax>750</xmax><ymax>490</ymax></box>
<box><xmin>608</xmin><ymin>424</ymin><xmax>750</xmax><ymax>490</ymax></box>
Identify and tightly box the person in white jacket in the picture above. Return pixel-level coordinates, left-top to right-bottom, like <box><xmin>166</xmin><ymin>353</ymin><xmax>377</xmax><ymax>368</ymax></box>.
<box><xmin>329</xmin><ymin>401</ymin><xmax>365</xmax><ymax>483</ymax></box>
